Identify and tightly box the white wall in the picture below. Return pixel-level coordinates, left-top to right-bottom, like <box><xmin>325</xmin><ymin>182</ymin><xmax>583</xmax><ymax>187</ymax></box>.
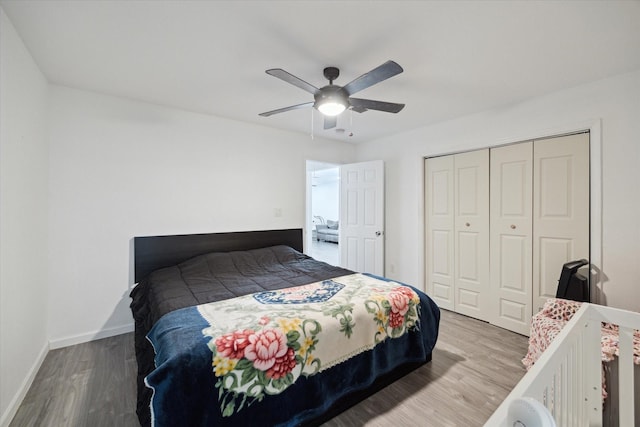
<box><xmin>356</xmin><ymin>69</ymin><xmax>640</xmax><ymax>313</ymax></box>
<box><xmin>312</xmin><ymin>168</ymin><xmax>340</xmax><ymax>224</ymax></box>
<box><xmin>0</xmin><ymin>8</ymin><xmax>50</xmax><ymax>425</ymax></box>
<box><xmin>45</xmin><ymin>86</ymin><xmax>356</xmax><ymax>347</ymax></box>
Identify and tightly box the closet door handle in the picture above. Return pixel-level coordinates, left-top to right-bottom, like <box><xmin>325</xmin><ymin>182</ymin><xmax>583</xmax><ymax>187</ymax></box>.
<box><xmin>510</xmin><ymin>224</ymin><xmax>516</xmax><ymax>229</ymax></box>
<box><xmin>465</xmin><ymin>222</ymin><xmax>470</xmax><ymax>227</ymax></box>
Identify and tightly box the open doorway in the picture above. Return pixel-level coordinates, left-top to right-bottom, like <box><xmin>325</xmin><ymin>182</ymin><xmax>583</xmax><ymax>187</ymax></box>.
<box><xmin>306</xmin><ymin>161</ymin><xmax>340</xmax><ymax>266</ymax></box>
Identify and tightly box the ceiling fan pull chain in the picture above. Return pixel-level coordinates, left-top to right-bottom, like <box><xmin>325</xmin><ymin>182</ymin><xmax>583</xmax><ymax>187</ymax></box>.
<box><xmin>350</xmin><ymin>108</ymin><xmax>354</xmax><ymax>136</ymax></box>
<box><xmin>310</xmin><ymin>107</ymin><xmax>314</xmax><ymax>140</ymax></box>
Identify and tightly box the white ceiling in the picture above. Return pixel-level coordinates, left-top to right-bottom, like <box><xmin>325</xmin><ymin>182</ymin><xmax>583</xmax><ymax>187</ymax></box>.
<box><xmin>2</xmin><ymin>1</ymin><xmax>640</xmax><ymax>143</ymax></box>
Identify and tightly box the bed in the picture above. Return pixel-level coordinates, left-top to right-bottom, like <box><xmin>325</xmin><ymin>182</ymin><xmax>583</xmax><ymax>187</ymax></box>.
<box><xmin>485</xmin><ymin>299</ymin><xmax>640</xmax><ymax>426</ymax></box>
<box><xmin>130</xmin><ymin>228</ymin><xmax>440</xmax><ymax>426</ymax></box>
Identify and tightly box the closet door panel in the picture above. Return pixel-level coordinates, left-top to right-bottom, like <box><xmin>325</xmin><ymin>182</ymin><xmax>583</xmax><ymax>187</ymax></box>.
<box><xmin>431</xmin><ymin>230</ymin><xmax>453</xmax><ymax>302</ymax></box>
<box><xmin>425</xmin><ymin>156</ymin><xmax>455</xmax><ymax>310</ymax></box>
<box><xmin>499</xmin><ymin>235</ymin><xmax>528</xmax><ymax>292</ymax></box>
<box><xmin>490</xmin><ymin>142</ymin><xmax>533</xmax><ymax>335</ymax></box>
<box><xmin>533</xmin><ymin>133</ymin><xmax>590</xmax><ymax>312</ymax></box>
<box><xmin>454</xmin><ymin>149</ymin><xmax>489</xmax><ymax>321</ymax></box>
<box><xmin>538</xmin><ymin>237</ymin><xmax>573</xmax><ymax>299</ymax></box>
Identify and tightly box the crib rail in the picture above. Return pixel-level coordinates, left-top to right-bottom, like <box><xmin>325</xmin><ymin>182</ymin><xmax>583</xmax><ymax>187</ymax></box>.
<box><xmin>485</xmin><ymin>303</ymin><xmax>640</xmax><ymax>427</ymax></box>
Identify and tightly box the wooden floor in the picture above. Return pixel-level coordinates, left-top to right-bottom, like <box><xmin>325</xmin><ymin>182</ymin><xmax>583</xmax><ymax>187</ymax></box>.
<box><xmin>9</xmin><ymin>310</ymin><xmax>529</xmax><ymax>427</ymax></box>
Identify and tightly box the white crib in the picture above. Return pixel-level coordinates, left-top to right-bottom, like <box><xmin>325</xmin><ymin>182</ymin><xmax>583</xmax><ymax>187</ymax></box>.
<box><xmin>485</xmin><ymin>303</ymin><xmax>640</xmax><ymax>426</ymax></box>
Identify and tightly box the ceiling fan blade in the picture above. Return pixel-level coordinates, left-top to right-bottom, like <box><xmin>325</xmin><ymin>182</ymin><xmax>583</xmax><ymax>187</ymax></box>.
<box><xmin>349</xmin><ymin>98</ymin><xmax>405</xmax><ymax>113</ymax></box>
<box><xmin>342</xmin><ymin>60</ymin><xmax>403</xmax><ymax>96</ymax></box>
<box><xmin>266</xmin><ymin>69</ymin><xmax>319</xmax><ymax>95</ymax></box>
<box><xmin>324</xmin><ymin>116</ymin><xmax>337</xmax><ymax>130</ymax></box>
<box><xmin>259</xmin><ymin>101</ymin><xmax>314</xmax><ymax>117</ymax></box>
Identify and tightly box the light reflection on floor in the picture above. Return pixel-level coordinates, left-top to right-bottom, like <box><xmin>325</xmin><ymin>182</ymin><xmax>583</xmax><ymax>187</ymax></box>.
<box><xmin>310</xmin><ymin>239</ymin><xmax>339</xmax><ymax>266</ymax></box>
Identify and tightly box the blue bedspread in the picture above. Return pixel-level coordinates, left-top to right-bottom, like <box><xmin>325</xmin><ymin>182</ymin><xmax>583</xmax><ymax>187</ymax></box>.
<box><xmin>145</xmin><ymin>273</ymin><xmax>440</xmax><ymax>426</ymax></box>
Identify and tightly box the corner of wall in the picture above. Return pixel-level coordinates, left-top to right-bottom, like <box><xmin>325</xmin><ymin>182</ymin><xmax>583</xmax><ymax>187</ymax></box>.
<box><xmin>0</xmin><ymin>342</ymin><xmax>48</xmax><ymax>427</ymax></box>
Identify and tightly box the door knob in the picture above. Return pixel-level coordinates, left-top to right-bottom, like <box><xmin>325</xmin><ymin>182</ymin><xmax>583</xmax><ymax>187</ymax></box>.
<box><xmin>465</xmin><ymin>222</ymin><xmax>470</xmax><ymax>227</ymax></box>
<box><xmin>375</xmin><ymin>231</ymin><xmax>382</xmax><ymax>236</ymax></box>
<box><xmin>510</xmin><ymin>224</ymin><xmax>516</xmax><ymax>229</ymax></box>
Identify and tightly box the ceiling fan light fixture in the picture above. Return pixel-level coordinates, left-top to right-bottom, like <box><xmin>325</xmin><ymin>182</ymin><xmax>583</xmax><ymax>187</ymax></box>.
<box><xmin>317</xmin><ymin>100</ymin><xmax>346</xmax><ymax>116</ymax></box>
<box><xmin>314</xmin><ymin>85</ymin><xmax>349</xmax><ymax>117</ymax></box>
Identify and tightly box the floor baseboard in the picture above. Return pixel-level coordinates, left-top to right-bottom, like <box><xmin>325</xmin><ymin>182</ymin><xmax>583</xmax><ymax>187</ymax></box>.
<box><xmin>49</xmin><ymin>322</ymin><xmax>134</xmax><ymax>350</ymax></box>
<box><xmin>0</xmin><ymin>341</ymin><xmax>48</xmax><ymax>427</ymax></box>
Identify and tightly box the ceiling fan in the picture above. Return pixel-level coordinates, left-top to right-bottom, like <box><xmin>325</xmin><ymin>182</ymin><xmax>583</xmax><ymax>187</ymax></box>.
<box><xmin>259</xmin><ymin>60</ymin><xmax>405</xmax><ymax>130</ymax></box>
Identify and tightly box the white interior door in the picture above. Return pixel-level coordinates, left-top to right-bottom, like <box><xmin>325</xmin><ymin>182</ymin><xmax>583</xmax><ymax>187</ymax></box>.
<box><xmin>340</xmin><ymin>160</ymin><xmax>384</xmax><ymax>276</ymax></box>
<box><xmin>425</xmin><ymin>155</ymin><xmax>455</xmax><ymax>310</ymax></box>
<box><xmin>533</xmin><ymin>133</ymin><xmax>590</xmax><ymax>312</ymax></box>
<box><xmin>490</xmin><ymin>141</ymin><xmax>533</xmax><ymax>335</ymax></box>
<box><xmin>454</xmin><ymin>149</ymin><xmax>490</xmax><ymax>321</ymax></box>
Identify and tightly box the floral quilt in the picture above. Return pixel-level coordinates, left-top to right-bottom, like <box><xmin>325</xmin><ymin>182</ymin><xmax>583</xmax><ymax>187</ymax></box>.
<box><xmin>145</xmin><ymin>273</ymin><xmax>440</xmax><ymax>427</ymax></box>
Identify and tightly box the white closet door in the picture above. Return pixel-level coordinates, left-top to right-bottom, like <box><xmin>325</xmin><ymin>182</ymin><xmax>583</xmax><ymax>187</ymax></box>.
<box><xmin>533</xmin><ymin>133</ymin><xmax>590</xmax><ymax>312</ymax></box>
<box><xmin>454</xmin><ymin>149</ymin><xmax>490</xmax><ymax>321</ymax></box>
<box><xmin>490</xmin><ymin>142</ymin><xmax>533</xmax><ymax>335</ymax></box>
<box><xmin>425</xmin><ymin>156</ymin><xmax>455</xmax><ymax>310</ymax></box>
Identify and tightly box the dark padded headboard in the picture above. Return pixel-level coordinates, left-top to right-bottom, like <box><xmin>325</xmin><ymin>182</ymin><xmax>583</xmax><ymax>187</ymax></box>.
<box><xmin>134</xmin><ymin>228</ymin><xmax>303</xmax><ymax>283</ymax></box>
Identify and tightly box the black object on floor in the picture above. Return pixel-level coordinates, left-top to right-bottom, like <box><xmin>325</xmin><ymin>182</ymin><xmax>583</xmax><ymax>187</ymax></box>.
<box><xmin>556</xmin><ymin>259</ymin><xmax>590</xmax><ymax>302</ymax></box>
